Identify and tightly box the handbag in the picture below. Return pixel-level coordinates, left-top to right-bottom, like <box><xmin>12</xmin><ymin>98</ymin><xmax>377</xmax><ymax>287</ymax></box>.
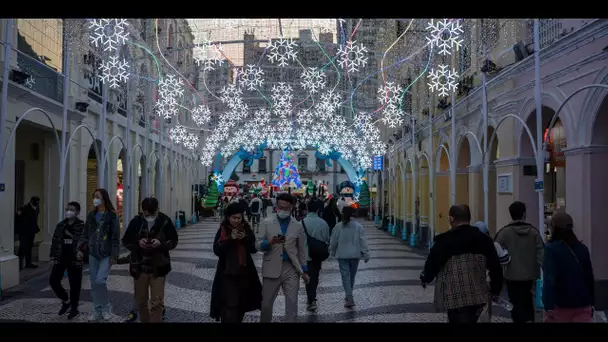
<box><xmin>302</xmin><ymin>219</ymin><xmax>329</xmax><ymax>261</ymax></box>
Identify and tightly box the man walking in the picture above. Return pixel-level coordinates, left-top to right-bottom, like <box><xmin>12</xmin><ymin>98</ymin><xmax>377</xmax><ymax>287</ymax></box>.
<box><xmin>16</xmin><ymin>196</ymin><xmax>41</xmax><ymax>269</ymax></box>
<box><xmin>495</xmin><ymin>201</ymin><xmax>544</xmax><ymax>323</ymax></box>
<box><xmin>122</xmin><ymin>197</ymin><xmax>178</xmax><ymax>323</ymax></box>
<box><xmin>302</xmin><ymin>200</ymin><xmax>330</xmax><ymax>312</ymax></box>
<box><xmin>249</xmin><ymin>194</ymin><xmax>263</xmax><ymax>230</ymax></box>
<box><xmin>420</xmin><ymin>205</ymin><xmax>503</xmax><ymax>323</ymax></box>
<box><xmin>256</xmin><ymin>193</ymin><xmax>309</xmax><ymax>322</ymax></box>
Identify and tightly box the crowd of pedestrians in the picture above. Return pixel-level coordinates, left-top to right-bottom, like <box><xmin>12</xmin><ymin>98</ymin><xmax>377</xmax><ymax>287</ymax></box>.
<box><xmin>30</xmin><ymin>186</ymin><xmax>596</xmax><ymax>323</ymax></box>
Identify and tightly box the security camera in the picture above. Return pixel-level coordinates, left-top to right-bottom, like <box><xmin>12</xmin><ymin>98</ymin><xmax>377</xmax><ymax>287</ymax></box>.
<box><xmin>75</xmin><ymin>102</ymin><xmax>89</xmax><ymax>113</ymax></box>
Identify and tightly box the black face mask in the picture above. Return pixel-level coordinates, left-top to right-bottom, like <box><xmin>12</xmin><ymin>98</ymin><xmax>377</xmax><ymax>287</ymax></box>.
<box><xmin>32</xmin><ymin>201</ymin><xmax>40</xmax><ymax>207</ymax></box>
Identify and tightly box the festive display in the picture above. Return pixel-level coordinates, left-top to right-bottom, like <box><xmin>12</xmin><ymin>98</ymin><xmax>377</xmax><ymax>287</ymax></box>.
<box><xmin>272</xmin><ymin>151</ymin><xmax>302</xmax><ymax>189</ymax></box>
<box><xmin>428</xmin><ymin>65</ymin><xmax>459</xmax><ymax>98</ymax></box>
<box><xmin>25</xmin><ymin>76</ymin><xmax>35</xmax><ymax>89</ymax></box>
<box><xmin>222</xmin><ymin>179</ymin><xmax>239</xmax><ymax>200</ymax></box>
<box><xmin>238</xmin><ymin>64</ymin><xmax>265</xmax><ymax>91</ymax></box>
<box><xmin>300</xmin><ymin>67</ymin><xmax>327</xmax><ymax>94</ymax></box>
<box><xmin>99</xmin><ymin>55</ymin><xmax>129</xmax><ymax>89</ymax></box>
<box><xmin>267</xmin><ymin>37</ymin><xmax>298</xmax><ymax>67</ymax></box>
<box><xmin>426</xmin><ymin>19</ymin><xmax>463</xmax><ymax>56</ymax></box>
<box><xmin>358</xmin><ymin>181</ymin><xmax>371</xmax><ymax>208</ymax></box>
<box><xmin>203</xmin><ymin>180</ymin><xmax>219</xmax><ymax>208</ymax></box>
<box><xmin>337</xmin><ymin>40</ymin><xmax>368</xmax><ymax>73</ymax></box>
<box><xmin>194</xmin><ymin>40</ymin><xmax>224</xmax><ymax>71</ymax></box>
<box><xmin>88</xmin><ymin>19</ymin><xmax>130</xmax><ymax>52</ymax></box>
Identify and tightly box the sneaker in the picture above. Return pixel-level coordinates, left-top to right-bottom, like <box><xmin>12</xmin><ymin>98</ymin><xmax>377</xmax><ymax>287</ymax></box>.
<box><xmin>58</xmin><ymin>301</ymin><xmax>71</xmax><ymax>316</ymax></box>
<box><xmin>88</xmin><ymin>312</ymin><xmax>102</xmax><ymax>322</ymax></box>
<box><xmin>124</xmin><ymin>310</ymin><xmax>138</xmax><ymax>323</ymax></box>
<box><xmin>344</xmin><ymin>296</ymin><xmax>355</xmax><ymax>309</ymax></box>
<box><xmin>306</xmin><ymin>301</ymin><xmax>318</xmax><ymax>312</ymax></box>
<box><xmin>67</xmin><ymin>310</ymin><xmax>80</xmax><ymax>320</ymax></box>
<box><xmin>101</xmin><ymin>311</ymin><xmax>112</xmax><ymax>321</ymax></box>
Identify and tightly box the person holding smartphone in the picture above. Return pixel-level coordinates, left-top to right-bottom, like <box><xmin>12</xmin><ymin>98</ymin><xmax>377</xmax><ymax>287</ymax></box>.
<box><xmin>122</xmin><ymin>197</ymin><xmax>178</xmax><ymax>323</ymax></box>
<box><xmin>210</xmin><ymin>203</ymin><xmax>262</xmax><ymax>322</ymax></box>
<box><xmin>257</xmin><ymin>193</ymin><xmax>309</xmax><ymax>322</ymax></box>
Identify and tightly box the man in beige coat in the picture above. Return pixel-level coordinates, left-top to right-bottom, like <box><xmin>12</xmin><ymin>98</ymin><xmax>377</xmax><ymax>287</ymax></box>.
<box><xmin>256</xmin><ymin>193</ymin><xmax>309</xmax><ymax>322</ymax></box>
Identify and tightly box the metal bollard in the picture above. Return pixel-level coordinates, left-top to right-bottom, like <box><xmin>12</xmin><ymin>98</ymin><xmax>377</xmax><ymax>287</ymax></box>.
<box><xmin>410</xmin><ymin>232</ymin><xmax>417</xmax><ymax>247</ymax></box>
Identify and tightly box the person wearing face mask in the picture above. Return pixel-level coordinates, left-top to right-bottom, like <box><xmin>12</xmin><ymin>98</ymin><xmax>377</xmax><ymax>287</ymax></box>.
<box><xmin>210</xmin><ymin>203</ymin><xmax>262</xmax><ymax>322</ymax></box>
<box><xmin>49</xmin><ymin>202</ymin><xmax>85</xmax><ymax>320</ymax></box>
<box><xmin>77</xmin><ymin>188</ymin><xmax>120</xmax><ymax>321</ymax></box>
<box><xmin>122</xmin><ymin>197</ymin><xmax>178</xmax><ymax>323</ymax></box>
<box><xmin>16</xmin><ymin>196</ymin><xmax>42</xmax><ymax>269</ymax></box>
<box><xmin>257</xmin><ymin>193</ymin><xmax>309</xmax><ymax>322</ymax></box>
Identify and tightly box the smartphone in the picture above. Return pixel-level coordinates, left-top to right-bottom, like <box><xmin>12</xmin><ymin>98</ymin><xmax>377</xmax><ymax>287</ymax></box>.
<box><xmin>277</xmin><ymin>234</ymin><xmax>286</xmax><ymax>241</ymax></box>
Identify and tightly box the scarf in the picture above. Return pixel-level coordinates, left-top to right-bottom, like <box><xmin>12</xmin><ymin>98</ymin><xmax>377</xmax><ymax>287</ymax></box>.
<box><xmin>219</xmin><ymin>223</ymin><xmax>247</xmax><ymax>267</ymax></box>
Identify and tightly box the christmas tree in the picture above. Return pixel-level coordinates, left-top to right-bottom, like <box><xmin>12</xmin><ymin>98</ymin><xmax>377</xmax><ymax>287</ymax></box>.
<box><xmin>358</xmin><ymin>181</ymin><xmax>371</xmax><ymax>208</ymax></box>
<box><xmin>272</xmin><ymin>151</ymin><xmax>302</xmax><ymax>189</ymax></box>
<box><xmin>204</xmin><ymin>180</ymin><xmax>219</xmax><ymax>208</ymax></box>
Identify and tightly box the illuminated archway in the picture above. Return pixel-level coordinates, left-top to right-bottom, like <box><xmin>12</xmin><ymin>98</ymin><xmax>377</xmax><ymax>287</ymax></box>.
<box><xmin>219</xmin><ymin>151</ymin><xmax>362</xmax><ymax>197</ymax></box>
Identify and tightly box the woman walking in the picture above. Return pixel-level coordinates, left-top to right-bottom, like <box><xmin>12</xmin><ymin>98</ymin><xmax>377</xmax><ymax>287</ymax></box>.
<box><xmin>322</xmin><ymin>196</ymin><xmax>342</xmax><ymax>234</ymax></box>
<box><xmin>543</xmin><ymin>211</ymin><xmax>595</xmax><ymax>322</ymax></box>
<box><xmin>330</xmin><ymin>206</ymin><xmax>370</xmax><ymax>309</ymax></box>
<box><xmin>77</xmin><ymin>188</ymin><xmax>120</xmax><ymax>321</ymax></box>
<box><xmin>210</xmin><ymin>203</ymin><xmax>262</xmax><ymax>322</ymax></box>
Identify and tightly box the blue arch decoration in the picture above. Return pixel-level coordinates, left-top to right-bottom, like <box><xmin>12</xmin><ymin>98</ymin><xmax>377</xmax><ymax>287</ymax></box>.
<box><xmin>216</xmin><ymin>147</ymin><xmax>364</xmax><ymax>198</ymax></box>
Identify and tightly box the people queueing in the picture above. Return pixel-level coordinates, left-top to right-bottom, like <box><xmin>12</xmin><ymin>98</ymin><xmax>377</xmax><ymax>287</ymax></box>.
<box><xmin>210</xmin><ymin>203</ymin><xmax>262</xmax><ymax>322</ymax></box>
<box><xmin>302</xmin><ymin>199</ymin><xmax>331</xmax><ymax>313</ymax></box>
<box><xmin>122</xmin><ymin>197</ymin><xmax>178</xmax><ymax>323</ymax></box>
<box><xmin>494</xmin><ymin>201</ymin><xmax>544</xmax><ymax>323</ymax></box>
<box><xmin>49</xmin><ymin>201</ymin><xmax>85</xmax><ymax>320</ymax></box>
<box><xmin>16</xmin><ymin>196</ymin><xmax>41</xmax><ymax>269</ymax></box>
<box><xmin>77</xmin><ymin>188</ymin><xmax>120</xmax><ymax>321</ymax></box>
<box><xmin>542</xmin><ymin>211</ymin><xmax>595</xmax><ymax>322</ymax></box>
<box><xmin>420</xmin><ymin>205</ymin><xmax>503</xmax><ymax>323</ymax></box>
<box><xmin>257</xmin><ymin>193</ymin><xmax>309</xmax><ymax>322</ymax></box>
<box><xmin>330</xmin><ymin>206</ymin><xmax>370</xmax><ymax>309</ymax></box>
<box><xmin>322</xmin><ymin>196</ymin><xmax>342</xmax><ymax>234</ymax></box>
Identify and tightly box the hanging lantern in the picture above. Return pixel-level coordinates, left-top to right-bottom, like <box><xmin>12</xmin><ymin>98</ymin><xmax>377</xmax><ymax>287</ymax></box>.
<box><xmin>545</xmin><ymin>122</ymin><xmax>566</xmax><ymax>167</ymax></box>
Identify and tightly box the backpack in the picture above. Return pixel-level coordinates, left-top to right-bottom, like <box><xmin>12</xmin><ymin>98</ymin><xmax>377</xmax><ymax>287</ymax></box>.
<box><xmin>302</xmin><ymin>219</ymin><xmax>329</xmax><ymax>261</ymax></box>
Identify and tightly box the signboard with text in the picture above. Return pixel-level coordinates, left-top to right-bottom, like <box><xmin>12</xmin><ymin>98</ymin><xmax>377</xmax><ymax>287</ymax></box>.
<box><xmin>372</xmin><ymin>156</ymin><xmax>383</xmax><ymax>171</ymax></box>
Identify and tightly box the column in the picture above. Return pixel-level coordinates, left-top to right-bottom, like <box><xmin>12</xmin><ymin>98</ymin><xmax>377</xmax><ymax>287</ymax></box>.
<box><xmin>0</xmin><ymin>123</ymin><xmax>19</xmax><ymax>290</ymax></box>
<box><xmin>38</xmin><ymin>134</ymin><xmax>61</xmax><ymax>262</ymax></box>
<box><xmin>468</xmin><ymin>164</ymin><xmax>483</xmax><ymax>223</ymax></box>
<box><xmin>564</xmin><ymin>145</ymin><xmax>608</xmax><ymax>309</ymax></box>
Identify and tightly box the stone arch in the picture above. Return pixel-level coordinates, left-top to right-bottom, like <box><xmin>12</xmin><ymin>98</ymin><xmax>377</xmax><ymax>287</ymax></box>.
<box><xmin>581</xmin><ymin>69</ymin><xmax>608</xmax><ymax>145</ymax></box>
<box><xmin>517</xmin><ymin>92</ymin><xmax>575</xmax><ymax>153</ymax></box>
<box><xmin>591</xmin><ymin>94</ymin><xmax>608</xmax><ymax>145</ymax></box>
<box><xmin>86</xmin><ymin>139</ymin><xmax>106</xmax><ymax>213</ymax></box>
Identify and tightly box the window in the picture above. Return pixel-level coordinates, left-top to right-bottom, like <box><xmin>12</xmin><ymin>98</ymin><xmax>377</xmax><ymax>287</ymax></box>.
<box><xmin>242</xmin><ymin>160</ymin><xmax>251</xmax><ymax>173</ymax></box>
<box><xmin>258</xmin><ymin>157</ymin><xmax>267</xmax><ymax>173</ymax></box>
<box><xmin>539</xmin><ymin>19</ymin><xmax>563</xmax><ymax>49</ymax></box>
<box><xmin>298</xmin><ymin>154</ymin><xmax>308</xmax><ymax>170</ymax></box>
<box><xmin>316</xmin><ymin>158</ymin><xmax>326</xmax><ymax>172</ymax></box>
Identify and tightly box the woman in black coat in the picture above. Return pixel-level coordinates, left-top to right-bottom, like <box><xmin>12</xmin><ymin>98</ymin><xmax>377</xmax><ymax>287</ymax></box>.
<box><xmin>210</xmin><ymin>203</ymin><xmax>262</xmax><ymax>322</ymax></box>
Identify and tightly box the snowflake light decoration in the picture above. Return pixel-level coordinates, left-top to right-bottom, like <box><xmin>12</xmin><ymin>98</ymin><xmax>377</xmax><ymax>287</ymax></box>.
<box><xmin>183</xmin><ymin>133</ymin><xmax>199</xmax><ymax>150</ymax></box>
<box><xmin>337</xmin><ymin>40</ymin><xmax>368</xmax><ymax>73</ymax></box>
<box><xmin>377</xmin><ymin>82</ymin><xmax>403</xmax><ymax>108</ymax></box>
<box><xmin>155</xmin><ymin>97</ymin><xmax>178</xmax><ymax>119</ymax></box>
<box><xmin>353</xmin><ymin>175</ymin><xmax>364</xmax><ymax>187</ymax></box>
<box><xmin>300</xmin><ymin>67</ymin><xmax>326</xmax><ymax>94</ymax></box>
<box><xmin>194</xmin><ymin>41</ymin><xmax>224</xmax><ymax>71</ymax></box>
<box><xmin>267</xmin><ymin>38</ymin><xmax>298</xmax><ymax>67</ymax></box>
<box><xmin>319</xmin><ymin>90</ymin><xmax>342</xmax><ymax>112</ymax></box>
<box><xmin>25</xmin><ymin>76</ymin><xmax>35</xmax><ymax>89</ymax></box>
<box><xmin>88</xmin><ymin>19</ymin><xmax>130</xmax><ymax>52</ymax></box>
<box><xmin>98</xmin><ymin>55</ymin><xmax>129</xmax><ymax>89</ymax></box>
<box><xmin>427</xmin><ymin>64</ymin><xmax>459</xmax><ymax>97</ymax></box>
<box><xmin>212</xmin><ymin>172</ymin><xmax>224</xmax><ymax>185</ymax></box>
<box><xmin>158</xmin><ymin>74</ymin><xmax>184</xmax><ymax>100</ymax></box>
<box><xmin>191</xmin><ymin>105</ymin><xmax>211</xmax><ymax>126</ymax></box>
<box><xmin>169</xmin><ymin>126</ymin><xmax>187</xmax><ymax>144</ymax></box>
<box><xmin>426</xmin><ymin>19</ymin><xmax>464</xmax><ymax>56</ymax></box>
<box><xmin>220</xmin><ymin>84</ymin><xmax>243</xmax><ymax>109</ymax></box>
<box><xmin>381</xmin><ymin>106</ymin><xmax>404</xmax><ymax>128</ymax></box>
<box><xmin>271</xmin><ymin>82</ymin><xmax>293</xmax><ymax>106</ymax></box>
<box><xmin>238</xmin><ymin>65</ymin><xmax>264</xmax><ymax>91</ymax></box>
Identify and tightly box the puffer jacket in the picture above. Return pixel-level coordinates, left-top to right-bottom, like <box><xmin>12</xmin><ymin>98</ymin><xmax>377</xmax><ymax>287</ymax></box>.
<box><xmin>495</xmin><ymin>221</ymin><xmax>544</xmax><ymax>281</ymax></box>
<box><xmin>78</xmin><ymin>211</ymin><xmax>120</xmax><ymax>261</ymax></box>
<box><xmin>330</xmin><ymin>221</ymin><xmax>370</xmax><ymax>260</ymax></box>
<box><xmin>50</xmin><ymin>218</ymin><xmax>85</xmax><ymax>265</ymax></box>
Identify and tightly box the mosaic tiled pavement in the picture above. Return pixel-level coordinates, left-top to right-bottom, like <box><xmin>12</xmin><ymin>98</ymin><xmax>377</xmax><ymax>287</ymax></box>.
<box><xmin>0</xmin><ymin>217</ymin><xmax>536</xmax><ymax>323</ymax></box>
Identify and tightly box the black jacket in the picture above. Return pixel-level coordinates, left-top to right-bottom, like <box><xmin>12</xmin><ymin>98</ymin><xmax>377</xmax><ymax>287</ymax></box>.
<box><xmin>17</xmin><ymin>204</ymin><xmax>40</xmax><ymax>236</ymax></box>
<box><xmin>79</xmin><ymin>211</ymin><xmax>120</xmax><ymax>261</ymax></box>
<box><xmin>122</xmin><ymin>212</ymin><xmax>178</xmax><ymax>278</ymax></box>
<box><xmin>421</xmin><ymin>224</ymin><xmax>503</xmax><ymax>297</ymax></box>
<box><xmin>209</xmin><ymin>224</ymin><xmax>262</xmax><ymax>321</ymax></box>
<box><xmin>50</xmin><ymin>218</ymin><xmax>85</xmax><ymax>265</ymax></box>
<box><xmin>322</xmin><ymin>205</ymin><xmax>342</xmax><ymax>229</ymax></box>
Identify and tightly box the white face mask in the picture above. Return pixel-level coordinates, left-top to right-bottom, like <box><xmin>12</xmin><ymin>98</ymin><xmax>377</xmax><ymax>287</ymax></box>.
<box><xmin>145</xmin><ymin>216</ymin><xmax>156</xmax><ymax>224</ymax></box>
<box><xmin>65</xmin><ymin>211</ymin><xmax>76</xmax><ymax>219</ymax></box>
<box><xmin>93</xmin><ymin>198</ymin><xmax>102</xmax><ymax>207</ymax></box>
<box><xmin>277</xmin><ymin>210</ymin><xmax>291</xmax><ymax>219</ymax></box>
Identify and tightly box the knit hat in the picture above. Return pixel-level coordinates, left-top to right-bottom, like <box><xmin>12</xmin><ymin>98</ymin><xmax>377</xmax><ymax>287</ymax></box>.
<box><xmin>224</xmin><ymin>203</ymin><xmax>243</xmax><ymax>218</ymax></box>
<box><xmin>473</xmin><ymin>221</ymin><xmax>489</xmax><ymax>235</ymax></box>
<box><xmin>551</xmin><ymin>211</ymin><xmax>573</xmax><ymax>231</ymax></box>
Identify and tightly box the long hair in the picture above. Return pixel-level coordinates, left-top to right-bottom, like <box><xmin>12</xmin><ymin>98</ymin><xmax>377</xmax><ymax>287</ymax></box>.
<box><xmin>327</xmin><ymin>197</ymin><xmax>338</xmax><ymax>211</ymax></box>
<box><xmin>94</xmin><ymin>188</ymin><xmax>116</xmax><ymax>212</ymax></box>
<box><xmin>342</xmin><ymin>206</ymin><xmax>355</xmax><ymax>225</ymax></box>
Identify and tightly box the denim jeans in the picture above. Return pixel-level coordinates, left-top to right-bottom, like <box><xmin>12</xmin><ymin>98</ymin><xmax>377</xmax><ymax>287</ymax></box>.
<box><xmin>89</xmin><ymin>255</ymin><xmax>112</xmax><ymax>314</ymax></box>
<box><xmin>338</xmin><ymin>259</ymin><xmax>360</xmax><ymax>298</ymax></box>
